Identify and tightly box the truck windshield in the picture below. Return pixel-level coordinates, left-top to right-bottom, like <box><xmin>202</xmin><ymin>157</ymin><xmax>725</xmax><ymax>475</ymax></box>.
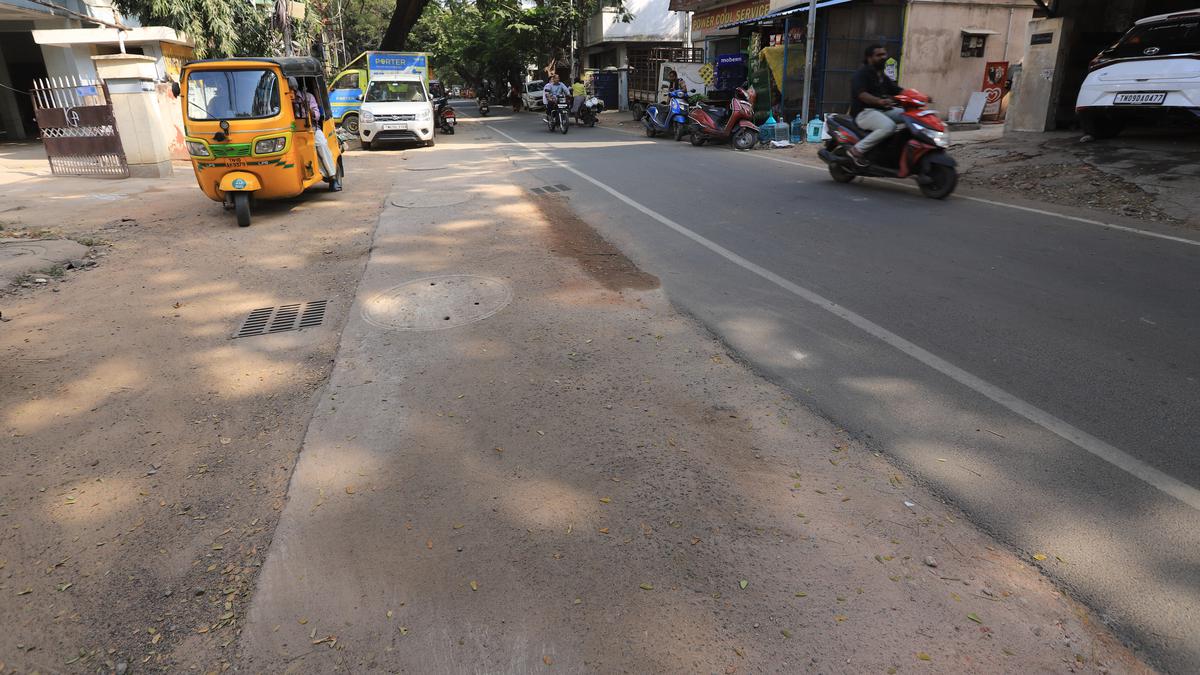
<box><xmin>365</xmin><ymin>81</ymin><xmax>426</xmax><ymax>102</ymax></box>
<box><xmin>186</xmin><ymin>69</ymin><xmax>280</xmax><ymax>120</ymax></box>
<box><xmin>1110</xmin><ymin>20</ymin><xmax>1200</xmax><ymax>58</ymax></box>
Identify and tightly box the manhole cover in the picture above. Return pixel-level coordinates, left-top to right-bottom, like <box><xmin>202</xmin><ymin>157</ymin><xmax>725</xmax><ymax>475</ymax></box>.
<box><xmin>0</xmin><ymin>244</ymin><xmax>48</xmax><ymax>261</ymax></box>
<box><xmin>362</xmin><ymin>275</ymin><xmax>512</xmax><ymax>331</ymax></box>
<box><xmin>390</xmin><ymin>190</ymin><xmax>470</xmax><ymax>208</ymax></box>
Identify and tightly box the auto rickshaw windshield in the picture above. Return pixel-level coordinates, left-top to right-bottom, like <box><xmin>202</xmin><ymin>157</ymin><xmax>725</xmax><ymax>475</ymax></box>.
<box><xmin>186</xmin><ymin>69</ymin><xmax>281</xmax><ymax>121</ymax></box>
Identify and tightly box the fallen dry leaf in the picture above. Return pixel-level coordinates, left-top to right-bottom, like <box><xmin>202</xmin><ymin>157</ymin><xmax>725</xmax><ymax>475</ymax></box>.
<box><xmin>599</xmin><ymin>497</ymin><xmax>611</xmax><ymax>504</ymax></box>
<box><xmin>967</xmin><ymin>613</ymin><xmax>982</xmax><ymax>624</ymax></box>
<box><xmin>344</xmin><ymin>485</ymin><xmax>356</xmax><ymax>495</ymax></box>
<box><xmin>469</xmin><ymin>580</ymin><xmax>479</xmax><ymax>591</ymax></box>
<box><xmin>426</xmin><ymin>539</ymin><xmax>433</xmax><ymax>549</ymax></box>
<box><xmin>598</xmin><ymin>528</ymin><xmax>610</xmax><ymax>535</ymax></box>
<box><xmin>738</xmin><ymin>579</ymin><xmax>748</xmax><ymax>590</ymax></box>
<box><xmin>691</xmin><ymin>537</ymin><xmax>702</xmax><ymax>545</ymax></box>
<box><xmin>639</xmin><ymin>583</ymin><xmax>654</xmax><ymax>591</ymax></box>
<box><xmin>917</xmin><ymin>652</ymin><xmax>931</xmax><ymax>661</ymax></box>
<box><xmin>1032</xmin><ymin>553</ymin><xmax>1048</xmax><ymax>561</ymax></box>
<box><xmin>543</xmin><ymin>655</ymin><xmax>553</xmax><ymax>665</ymax></box>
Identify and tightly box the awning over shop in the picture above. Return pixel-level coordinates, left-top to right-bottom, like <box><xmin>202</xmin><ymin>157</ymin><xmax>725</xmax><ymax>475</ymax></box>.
<box><xmin>717</xmin><ymin>0</ymin><xmax>855</xmax><ymax>30</ymax></box>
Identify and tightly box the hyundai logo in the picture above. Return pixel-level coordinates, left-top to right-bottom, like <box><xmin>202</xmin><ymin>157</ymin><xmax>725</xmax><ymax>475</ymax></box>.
<box><xmin>1144</xmin><ymin>47</ymin><xmax>1161</xmax><ymax>55</ymax></box>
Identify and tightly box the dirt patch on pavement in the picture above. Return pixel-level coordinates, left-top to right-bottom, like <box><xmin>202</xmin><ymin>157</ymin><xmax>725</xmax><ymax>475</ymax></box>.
<box><xmin>0</xmin><ymin>149</ymin><xmax>393</xmax><ymax>673</ymax></box>
<box><xmin>535</xmin><ymin>193</ymin><xmax>660</xmax><ymax>291</ymax></box>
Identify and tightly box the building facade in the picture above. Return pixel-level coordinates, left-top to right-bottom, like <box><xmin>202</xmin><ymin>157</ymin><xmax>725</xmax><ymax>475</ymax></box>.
<box><xmin>582</xmin><ymin>0</ymin><xmax>690</xmax><ymax>71</ymax></box>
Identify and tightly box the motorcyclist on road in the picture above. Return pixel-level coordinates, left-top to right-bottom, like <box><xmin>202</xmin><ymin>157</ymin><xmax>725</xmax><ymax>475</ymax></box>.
<box><xmin>542</xmin><ymin>73</ymin><xmax>570</xmax><ymax>117</ymax></box>
<box><xmin>848</xmin><ymin>44</ymin><xmax>904</xmax><ymax>167</ymax></box>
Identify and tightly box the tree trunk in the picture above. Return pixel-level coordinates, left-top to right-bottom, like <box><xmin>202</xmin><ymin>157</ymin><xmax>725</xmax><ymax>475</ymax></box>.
<box><xmin>379</xmin><ymin>0</ymin><xmax>431</xmax><ymax>50</ymax></box>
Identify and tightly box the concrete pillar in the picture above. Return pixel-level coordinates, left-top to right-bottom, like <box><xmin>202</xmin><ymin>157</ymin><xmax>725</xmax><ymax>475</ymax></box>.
<box><xmin>0</xmin><ymin>43</ymin><xmax>27</xmax><ymax>141</ymax></box>
<box><xmin>92</xmin><ymin>54</ymin><xmax>173</xmax><ymax>178</ymax></box>
<box><xmin>1005</xmin><ymin>17</ymin><xmax>1072</xmax><ymax>133</ymax></box>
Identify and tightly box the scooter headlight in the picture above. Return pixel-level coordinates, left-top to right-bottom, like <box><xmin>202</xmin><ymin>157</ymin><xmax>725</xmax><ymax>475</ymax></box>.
<box><xmin>360</xmin><ymin>110</ymin><xmax>374</xmax><ymax>123</ymax></box>
<box><xmin>253</xmin><ymin>136</ymin><xmax>287</xmax><ymax>155</ymax></box>
<box><xmin>186</xmin><ymin>140</ymin><xmax>210</xmax><ymax>157</ymax></box>
<box><xmin>920</xmin><ymin>128</ymin><xmax>950</xmax><ymax>148</ymax></box>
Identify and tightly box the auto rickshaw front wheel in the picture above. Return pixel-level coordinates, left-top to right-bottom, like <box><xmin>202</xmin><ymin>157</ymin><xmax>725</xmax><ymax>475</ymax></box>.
<box><xmin>233</xmin><ymin>193</ymin><xmax>251</xmax><ymax>227</ymax></box>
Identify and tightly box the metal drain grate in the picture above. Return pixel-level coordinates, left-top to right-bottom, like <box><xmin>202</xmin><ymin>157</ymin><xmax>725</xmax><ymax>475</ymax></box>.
<box><xmin>530</xmin><ymin>184</ymin><xmax>571</xmax><ymax>195</ymax></box>
<box><xmin>234</xmin><ymin>300</ymin><xmax>327</xmax><ymax>338</ymax></box>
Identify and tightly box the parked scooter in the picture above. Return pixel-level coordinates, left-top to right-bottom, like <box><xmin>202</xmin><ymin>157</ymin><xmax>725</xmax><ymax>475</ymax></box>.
<box><xmin>436</xmin><ymin>97</ymin><xmax>457</xmax><ymax>135</ymax></box>
<box><xmin>686</xmin><ymin>85</ymin><xmax>758</xmax><ymax>150</ymax></box>
<box><xmin>545</xmin><ymin>94</ymin><xmax>570</xmax><ymax>134</ymax></box>
<box><xmin>817</xmin><ymin>89</ymin><xmax>957</xmax><ymax>199</ymax></box>
<box><xmin>577</xmin><ymin>95</ymin><xmax>605</xmax><ymax>127</ymax></box>
<box><xmin>642</xmin><ymin>89</ymin><xmax>692</xmax><ymax>141</ymax></box>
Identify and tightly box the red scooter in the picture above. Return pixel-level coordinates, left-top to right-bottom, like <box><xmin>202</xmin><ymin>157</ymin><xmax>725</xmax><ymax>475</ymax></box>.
<box><xmin>817</xmin><ymin>89</ymin><xmax>957</xmax><ymax>199</ymax></box>
<box><xmin>687</xmin><ymin>85</ymin><xmax>759</xmax><ymax>150</ymax></box>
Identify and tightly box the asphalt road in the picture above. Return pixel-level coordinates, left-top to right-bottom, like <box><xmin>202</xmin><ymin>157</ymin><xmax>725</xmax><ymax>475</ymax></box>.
<box><xmin>458</xmin><ymin>102</ymin><xmax>1200</xmax><ymax>672</ymax></box>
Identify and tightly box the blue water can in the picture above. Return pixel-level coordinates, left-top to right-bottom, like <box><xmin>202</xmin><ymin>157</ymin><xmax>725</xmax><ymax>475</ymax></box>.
<box><xmin>790</xmin><ymin>115</ymin><xmax>805</xmax><ymax>143</ymax></box>
<box><xmin>806</xmin><ymin>117</ymin><xmax>824</xmax><ymax>143</ymax></box>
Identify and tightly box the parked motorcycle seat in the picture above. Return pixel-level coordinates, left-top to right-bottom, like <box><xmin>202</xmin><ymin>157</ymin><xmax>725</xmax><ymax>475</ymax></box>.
<box><xmin>702</xmin><ymin>105</ymin><xmax>730</xmax><ymax>123</ymax></box>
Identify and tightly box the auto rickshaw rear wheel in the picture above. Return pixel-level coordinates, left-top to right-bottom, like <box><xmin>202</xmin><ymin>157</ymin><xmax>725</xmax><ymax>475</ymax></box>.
<box><xmin>233</xmin><ymin>193</ymin><xmax>251</xmax><ymax>227</ymax></box>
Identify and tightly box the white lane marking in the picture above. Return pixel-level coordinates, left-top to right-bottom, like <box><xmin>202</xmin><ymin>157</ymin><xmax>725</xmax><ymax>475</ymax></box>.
<box><xmin>488</xmin><ymin>123</ymin><xmax>1200</xmax><ymax>512</ymax></box>
<box><xmin>747</xmin><ymin>152</ymin><xmax>1200</xmax><ymax>248</ymax></box>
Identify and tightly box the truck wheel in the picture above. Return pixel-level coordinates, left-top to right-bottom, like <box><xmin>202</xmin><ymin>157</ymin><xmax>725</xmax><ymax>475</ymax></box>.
<box><xmin>233</xmin><ymin>193</ymin><xmax>251</xmax><ymax>227</ymax></box>
<box><xmin>341</xmin><ymin>113</ymin><xmax>359</xmax><ymax>134</ymax></box>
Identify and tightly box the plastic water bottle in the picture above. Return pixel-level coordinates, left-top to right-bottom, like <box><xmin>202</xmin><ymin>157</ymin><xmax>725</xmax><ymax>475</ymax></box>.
<box><xmin>790</xmin><ymin>115</ymin><xmax>805</xmax><ymax>143</ymax></box>
<box><xmin>775</xmin><ymin>120</ymin><xmax>790</xmax><ymax>142</ymax></box>
<box><xmin>806</xmin><ymin>117</ymin><xmax>824</xmax><ymax>143</ymax></box>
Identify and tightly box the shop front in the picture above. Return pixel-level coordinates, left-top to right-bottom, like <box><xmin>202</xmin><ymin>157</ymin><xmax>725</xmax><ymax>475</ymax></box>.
<box><xmin>716</xmin><ymin>0</ymin><xmax>906</xmax><ymax>120</ymax></box>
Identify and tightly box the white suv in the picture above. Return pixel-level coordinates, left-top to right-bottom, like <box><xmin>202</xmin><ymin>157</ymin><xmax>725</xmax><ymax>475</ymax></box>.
<box><xmin>1076</xmin><ymin>9</ymin><xmax>1200</xmax><ymax>138</ymax></box>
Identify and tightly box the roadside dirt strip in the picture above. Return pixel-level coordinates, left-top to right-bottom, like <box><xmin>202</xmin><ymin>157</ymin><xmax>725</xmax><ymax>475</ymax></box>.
<box><xmin>0</xmin><ymin>152</ymin><xmax>392</xmax><ymax>672</ymax></box>
<box><xmin>234</xmin><ymin>129</ymin><xmax>1147</xmax><ymax>673</ymax></box>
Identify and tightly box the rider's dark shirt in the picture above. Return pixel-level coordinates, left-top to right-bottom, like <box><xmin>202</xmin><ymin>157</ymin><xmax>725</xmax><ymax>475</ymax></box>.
<box><xmin>850</xmin><ymin>65</ymin><xmax>901</xmax><ymax>116</ymax></box>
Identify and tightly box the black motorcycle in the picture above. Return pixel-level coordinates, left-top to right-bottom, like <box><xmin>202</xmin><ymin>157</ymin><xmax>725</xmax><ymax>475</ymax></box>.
<box><xmin>435</xmin><ymin>97</ymin><xmax>456</xmax><ymax>135</ymax></box>
<box><xmin>545</xmin><ymin>94</ymin><xmax>570</xmax><ymax>134</ymax></box>
<box><xmin>577</xmin><ymin>95</ymin><xmax>604</xmax><ymax>127</ymax></box>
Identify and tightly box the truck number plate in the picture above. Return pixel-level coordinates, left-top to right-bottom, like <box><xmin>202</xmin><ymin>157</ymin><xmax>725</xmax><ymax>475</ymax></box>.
<box><xmin>1114</xmin><ymin>92</ymin><xmax>1166</xmax><ymax>105</ymax></box>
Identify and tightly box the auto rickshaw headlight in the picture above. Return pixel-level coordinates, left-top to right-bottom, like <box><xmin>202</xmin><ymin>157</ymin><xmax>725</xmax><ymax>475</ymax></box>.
<box><xmin>186</xmin><ymin>140</ymin><xmax>210</xmax><ymax>157</ymax></box>
<box><xmin>254</xmin><ymin>137</ymin><xmax>287</xmax><ymax>154</ymax></box>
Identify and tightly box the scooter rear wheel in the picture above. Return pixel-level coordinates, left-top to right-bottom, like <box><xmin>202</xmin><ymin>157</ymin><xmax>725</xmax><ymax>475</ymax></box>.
<box><xmin>828</xmin><ymin>162</ymin><xmax>856</xmax><ymax>183</ymax></box>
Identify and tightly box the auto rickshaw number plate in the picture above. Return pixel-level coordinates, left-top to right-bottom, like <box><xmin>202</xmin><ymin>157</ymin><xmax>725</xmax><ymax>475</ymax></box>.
<box><xmin>362</xmin><ymin>275</ymin><xmax>512</xmax><ymax>331</ymax></box>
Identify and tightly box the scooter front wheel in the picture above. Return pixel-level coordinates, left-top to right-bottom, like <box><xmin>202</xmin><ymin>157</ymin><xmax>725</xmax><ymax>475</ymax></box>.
<box><xmin>919</xmin><ymin>163</ymin><xmax>958</xmax><ymax>199</ymax></box>
<box><xmin>733</xmin><ymin>128</ymin><xmax>757</xmax><ymax>151</ymax></box>
<box><xmin>673</xmin><ymin>122</ymin><xmax>685</xmax><ymax>142</ymax></box>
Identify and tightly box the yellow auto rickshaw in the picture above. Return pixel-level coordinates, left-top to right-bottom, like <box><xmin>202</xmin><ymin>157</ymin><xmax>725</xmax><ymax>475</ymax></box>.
<box><xmin>179</xmin><ymin>57</ymin><xmax>344</xmax><ymax>227</ymax></box>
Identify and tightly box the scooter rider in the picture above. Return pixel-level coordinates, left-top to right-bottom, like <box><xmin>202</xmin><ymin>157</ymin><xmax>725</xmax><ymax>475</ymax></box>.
<box><xmin>848</xmin><ymin>44</ymin><xmax>904</xmax><ymax>167</ymax></box>
<box><xmin>543</xmin><ymin>73</ymin><xmax>570</xmax><ymax>118</ymax></box>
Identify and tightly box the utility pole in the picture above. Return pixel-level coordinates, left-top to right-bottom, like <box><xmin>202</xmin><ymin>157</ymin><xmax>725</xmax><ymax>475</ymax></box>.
<box><xmin>800</xmin><ymin>0</ymin><xmax>818</xmax><ymax>128</ymax></box>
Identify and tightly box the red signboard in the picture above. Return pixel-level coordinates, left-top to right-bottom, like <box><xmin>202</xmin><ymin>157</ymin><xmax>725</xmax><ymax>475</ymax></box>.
<box><xmin>980</xmin><ymin>61</ymin><xmax>1009</xmax><ymax>120</ymax></box>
